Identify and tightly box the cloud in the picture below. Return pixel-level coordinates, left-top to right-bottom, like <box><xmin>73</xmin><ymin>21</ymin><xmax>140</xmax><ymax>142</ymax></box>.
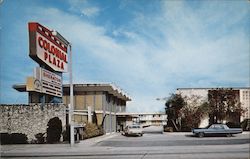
<box><xmin>67</xmin><ymin>0</ymin><xmax>100</xmax><ymax>17</ymax></box>
<box><xmin>81</xmin><ymin>7</ymin><xmax>99</xmax><ymax>17</ymax></box>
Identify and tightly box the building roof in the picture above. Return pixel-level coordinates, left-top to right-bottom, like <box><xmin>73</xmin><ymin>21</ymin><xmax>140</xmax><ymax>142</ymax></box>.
<box><xmin>63</xmin><ymin>83</ymin><xmax>131</xmax><ymax>101</ymax></box>
<box><xmin>13</xmin><ymin>83</ymin><xmax>131</xmax><ymax>101</ymax></box>
<box><xmin>117</xmin><ymin>112</ymin><xmax>166</xmax><ymax>116</ymax></box>
<box><xmin>177</xmin><ymin>87</ymin><xmax>250</xmax><ymax>90</ymax></box>
<box><xmin>13</xmin><ymin>84</ymin><xmax>27</xmax><ymax>92</ymax></box>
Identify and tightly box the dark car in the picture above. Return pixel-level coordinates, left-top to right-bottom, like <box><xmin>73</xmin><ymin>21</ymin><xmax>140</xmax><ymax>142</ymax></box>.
<box><xmin>192</xmin><ymin>124</ymin><xmax>242</xmax><ymax>137</ymax></box>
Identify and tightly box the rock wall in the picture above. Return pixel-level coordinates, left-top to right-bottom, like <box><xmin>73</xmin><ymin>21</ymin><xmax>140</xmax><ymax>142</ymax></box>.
<box><xmin>0</xmin><ymin>104</ymin><xmax>66</xmax><ymax>142</ymax></box>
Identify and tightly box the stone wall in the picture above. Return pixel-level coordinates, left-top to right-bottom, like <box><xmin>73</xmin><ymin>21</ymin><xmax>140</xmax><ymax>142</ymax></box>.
<box><xmin>0</xmin><ymin>104</ymin><xmax>66</xmax><ymax>142</ymax></box>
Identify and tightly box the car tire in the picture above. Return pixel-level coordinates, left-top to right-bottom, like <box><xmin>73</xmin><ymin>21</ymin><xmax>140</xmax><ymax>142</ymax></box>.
<box><xmin>198</xmin><ymin>132</ymin><xmax>204</xmax><ymax>138</ymax></box>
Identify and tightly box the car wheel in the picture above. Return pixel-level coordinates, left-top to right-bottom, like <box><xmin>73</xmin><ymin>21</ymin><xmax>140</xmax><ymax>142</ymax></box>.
<box><xmin>198</xmin><ymin>132</ymin><xmax>204</xmax><ymax>138</ymax></box>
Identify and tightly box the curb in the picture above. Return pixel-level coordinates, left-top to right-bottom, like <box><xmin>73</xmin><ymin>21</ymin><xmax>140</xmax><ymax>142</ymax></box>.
<box><xmin>78</xmin><ymin>132</ymin><xmax>119</xmax><ymax>146</ymax></box>
<box><xmin>163</xmin><ymin>132</ymin><xmax>192</xmax><ymax>135</ymax></box>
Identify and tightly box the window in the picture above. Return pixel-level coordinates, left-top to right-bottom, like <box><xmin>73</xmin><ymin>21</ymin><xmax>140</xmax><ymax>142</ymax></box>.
<box><xmin>214</xmin><ymin>125</ymin><xmax>223</xmax><ymax>129</ymax></box>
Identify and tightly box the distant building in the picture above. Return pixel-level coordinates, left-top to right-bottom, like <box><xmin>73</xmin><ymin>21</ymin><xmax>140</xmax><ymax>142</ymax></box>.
<box><xmin>176</xmin><ymin>87</ymin><xmax>250</xmax><ymax>127</ymax></box>
<box><xmin>138</xmin><ymin>113</ymin><xmax>167</xmax><ymax>126</ymax></box>
<box><xmin>117</xmin><ymin>112</ymin><xmax>167</xmax><ymax>130</ymax></box>
<box><xmin>13</xmin><ymin>83</ymin><xmax>131</xmax><ymax>134</ymax></box>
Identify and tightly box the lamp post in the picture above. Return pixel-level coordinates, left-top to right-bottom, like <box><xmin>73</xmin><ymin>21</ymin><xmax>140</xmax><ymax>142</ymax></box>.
<box><xmin>52</xmin><ymin>30</ymin><xmax>74</xmax><ymax>146</ymax></box>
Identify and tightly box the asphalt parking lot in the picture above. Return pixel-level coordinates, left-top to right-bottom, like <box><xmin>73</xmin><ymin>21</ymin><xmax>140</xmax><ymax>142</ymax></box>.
<box><xmin>97</xmin><ymin>131</ymin><xmax>250</xmax><ymax>147</ymax></box>
<box><xmin>1</xmin><ymin>131</ymin><xmax>249</xmax><ymax>159</ymax></box>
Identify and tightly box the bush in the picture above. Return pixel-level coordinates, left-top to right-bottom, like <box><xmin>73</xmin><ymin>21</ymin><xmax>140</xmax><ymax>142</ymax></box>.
<box><xmin>164</xmin><ymin>126</ymin><xmax>173</xmax><ymax>132</ymax></box>
<box><xmin>82</xmin><ymin>123</ymin><xmax>104</xmax><ymax>139</ymax></box>
<box><xmin>1</xmin><ymin>133</ymin><xmax>28</xmax><ymax>144</ymax></box>
<box><xmin>180</xmin><ymin>126</ymin><xmax>192</xmax><ymax>132</ymax></box>
<box><xmin>241</xmin><ymin>119</ymin><xmax>250</xmax><ymax>131</ymax></box>
<box><xmin>97</xmin><ymin>125</ymin><xmax>104</xmax><ymax>136</ymax></box>
<box><xmin>46</xmin><ymin>117</ymin><xmax>62</xmax><ymax>143</ymax></box>
<box><xmin>35</xmin><ymin>133</ymin><xmax>45</xmax><ymax>144</ymax></box>
<box><xmin>226</xmin><ymin>122</ymin><xmax>241</xmax><ymax>128</ymax></box>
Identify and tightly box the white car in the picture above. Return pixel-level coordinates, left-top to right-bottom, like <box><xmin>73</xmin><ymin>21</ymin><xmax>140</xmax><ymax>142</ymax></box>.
<box><xmin>124</xmin><ymin>125</ymin><xmax>143</xmax><ymax>136</ymax></box>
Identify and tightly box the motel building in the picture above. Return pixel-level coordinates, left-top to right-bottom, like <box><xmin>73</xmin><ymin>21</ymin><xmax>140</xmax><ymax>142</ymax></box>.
<box><xmin>13</xmin><ymin>83</ymin><xmax>131</xmax><ymax>134</ymax></box>
<box><xmin>117</xmin><ymin>112</ymin><xmax>167</xmax><ymax>130</ymax></box>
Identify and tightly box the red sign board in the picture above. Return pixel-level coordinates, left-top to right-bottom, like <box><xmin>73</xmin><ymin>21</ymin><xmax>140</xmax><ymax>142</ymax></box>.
<box><xmin>29</xmin><ymin>22</ymin><xmax>68</xmax><ymax>72</ymax></box>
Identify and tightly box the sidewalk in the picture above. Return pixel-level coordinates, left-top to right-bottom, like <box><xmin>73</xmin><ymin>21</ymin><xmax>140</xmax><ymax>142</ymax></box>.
<box><xmin>78</xmin><ymin>132</ymin><xmax>119</xmax><ymax>146</ymax></box>
<box><xmin>1</xmin><ymin>132</ymin><xmax>119</xmax><ymax>157</ymax></box>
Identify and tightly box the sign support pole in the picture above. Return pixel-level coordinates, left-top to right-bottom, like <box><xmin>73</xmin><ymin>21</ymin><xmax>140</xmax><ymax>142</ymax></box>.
<box><xmin>69</xmin><ymin>44</ymin><xmax>74</xmax><ymax>146</ymax></box>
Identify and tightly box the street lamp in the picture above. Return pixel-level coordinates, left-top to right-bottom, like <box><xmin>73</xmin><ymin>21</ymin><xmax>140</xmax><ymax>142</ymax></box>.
<box><xmin>52</xmin><ymin>30</ymin><xmax>74</xmax><ymax>146</ymax></box>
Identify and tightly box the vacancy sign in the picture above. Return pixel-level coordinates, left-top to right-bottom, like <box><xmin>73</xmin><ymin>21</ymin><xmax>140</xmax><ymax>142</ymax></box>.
<box><xmin>28</xmin><ymin>22</ymin><xmax>68</xmax><ymax>72</ymax></box>
<box><xmin>27</xmin><ymin>67</ymin><xmax>62</xmax><ymax>97</ymax></box>
<box><xmin>35</xmin><ymin>67</ymin><xmax>62</xmax><ymax>97</ymax></box>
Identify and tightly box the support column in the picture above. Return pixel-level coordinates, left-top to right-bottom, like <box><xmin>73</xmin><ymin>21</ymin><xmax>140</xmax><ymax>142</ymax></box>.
<box><xmin>88</xmin><ymin>106</ymin><xmax>92</xmax><ymax>123</ymax></box>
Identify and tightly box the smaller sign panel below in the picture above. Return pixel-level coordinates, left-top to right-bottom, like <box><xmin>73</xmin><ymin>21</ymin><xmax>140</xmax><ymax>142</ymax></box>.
<box><xmin>26</xmin><ymin>67</ymin><xmax>62</xmax><ymax>97</ymax></box>
<box><xmin>36</xmin><ymin>67</ymin><xmax>63</xmax><ymax>97</ymax></box>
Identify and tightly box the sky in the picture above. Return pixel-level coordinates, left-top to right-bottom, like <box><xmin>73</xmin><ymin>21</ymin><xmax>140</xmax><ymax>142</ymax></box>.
<box><xmin>0</xmin><ymin>0</ymin><xmax>249</xmax><ymax>113</ymax></box>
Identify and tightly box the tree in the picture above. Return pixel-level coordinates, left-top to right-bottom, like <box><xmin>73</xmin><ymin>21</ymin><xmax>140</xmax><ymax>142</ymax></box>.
<box><xmin>165</xmin><ymin>94</ymin><xmax>186</xmax><ymax>131</ymax></box>
<box><xmin>208</xmin><ymin>89</ymin><xmax>245</xmax><ymax>125</ymax></box>
<box><xmin>180</xmin><ymin>95</ymin><xmax>210</xmax><ymax>130</ymax></box>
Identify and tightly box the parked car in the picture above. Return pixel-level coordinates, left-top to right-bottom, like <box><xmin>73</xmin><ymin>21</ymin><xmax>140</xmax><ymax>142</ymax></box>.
<box><xmin>192</xmin><ymin>124</ymin><xmax>242</xmax><ymax>137</ymax></box>
<box><xmin>124</xmin><ymin>125</ymin><xmax>143</xmax><ymax>136</ymax></box>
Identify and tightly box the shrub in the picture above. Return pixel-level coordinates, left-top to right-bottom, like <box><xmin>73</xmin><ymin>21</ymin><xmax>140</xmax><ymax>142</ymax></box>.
<box><xmin>164</xmin><ymin>126</ymin><xmax>173</xmax><ymax>132</ymax></box>
<box><xmin>0</xmin><ymin>133</ymin><xmax>28</xmax><ymax>144</ymax></box>
<box><xmin>97</xmin><ymin>125</ymin><xmax>104</xmax><ymax>136</ymax></box>
<box><xmin>241</xmin><ymin>119</ymin><xmax>250</xmax><ymax>131</ymax></box>
<box><xmin>82</xmin><ymin>123</ymin><xmax>104</xmax><ymax>139</ymax></box>
<box><xmin>35</xmin><ymin>133</ymin><xmax>45</xmax><ymax>144</ymax></box>
<box><xmin>46</xmin><ymin>117</ymin><xmax>62</xmax><ymax>143</ymax></box>
<box><xmin>226</xmin><ymin>122</ymin><xmax>241</xmax><ymax>128</ymax></box>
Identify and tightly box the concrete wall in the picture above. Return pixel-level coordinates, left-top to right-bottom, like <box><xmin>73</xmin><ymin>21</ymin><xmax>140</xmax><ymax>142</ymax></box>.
<box><xmin>0</xmin><ymin>104</ymin><xmax>66</xmax><ymax>142</ymax></box>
